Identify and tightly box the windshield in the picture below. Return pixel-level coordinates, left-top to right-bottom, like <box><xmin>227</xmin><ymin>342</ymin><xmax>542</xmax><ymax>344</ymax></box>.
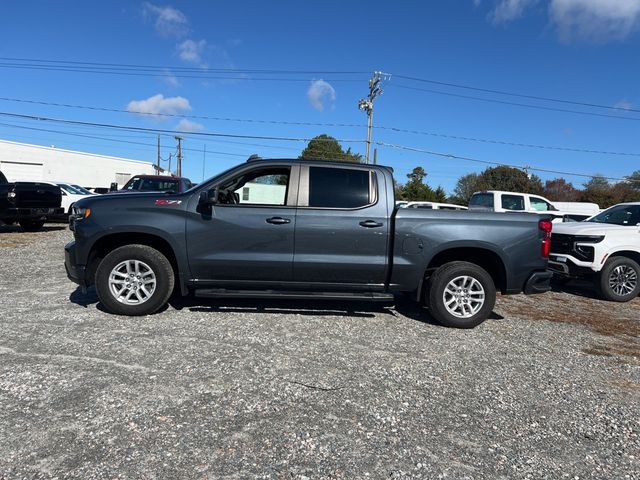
<box><xmin>72</xmin><ymin>184</ymin><xmax>94</xmax><ymax>195</ymax></box>
<box><xmin>587</xmin><ymin>204</ymin><xmax>640</xmax><ymax>226</ymax></box>
<box><xmin>58</xmin><ymin>184</ymin><xmax>86</xmax><ymax>195</ymax></box>
<box><xmin>124</xmin><ymin>177</ymin><xmax>179</xmax><ymax>193</ymax></box>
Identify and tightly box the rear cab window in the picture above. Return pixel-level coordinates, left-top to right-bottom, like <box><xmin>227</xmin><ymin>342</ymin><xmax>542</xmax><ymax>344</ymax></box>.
<box><xmin>307</xmin><ymin>166</ymin><xmax>373</xmax><ymax>208</ymax></box>
<box><xmin>469</xmin><ymin>193</ymin><xmax>494</xmax><ymax>208</ymax></box>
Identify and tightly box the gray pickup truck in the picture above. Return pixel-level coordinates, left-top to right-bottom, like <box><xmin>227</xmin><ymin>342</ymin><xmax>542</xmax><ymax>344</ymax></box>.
<box><xmin>65</xmin><ymin>158</ymin><xmax>552</xmax><ymax>328</ymax></box>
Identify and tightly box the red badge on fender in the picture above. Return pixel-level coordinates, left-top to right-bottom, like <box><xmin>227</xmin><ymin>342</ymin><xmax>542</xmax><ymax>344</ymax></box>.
<box><xmin>155</xmin><ymin>199</ymin><xmax>182</xmax><ymax>206</ymax></box>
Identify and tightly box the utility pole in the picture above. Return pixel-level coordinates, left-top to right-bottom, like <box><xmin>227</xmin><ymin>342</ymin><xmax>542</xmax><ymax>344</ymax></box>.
<box><xmin>156</xmin><ymin>135</ymin><xmax>161</xmax><ymax>172</ymax></box>
<box><xmin>358</xmin><ymin>71</ymin><xmax>390</xmax><ymax>164</ymax></box>
<box><xmin>202</xmin><ymin>144</ymin><xmax>206</xmax><ymax>181</ymax></box>
<box><xmin>175</xmin><ymin>136</ymin><xmax>183</xmax><ymax>177</ymax></box>
<box><xmin>167</xmin><ymin>153</ymin><xmax>172</xmax><ymax>174</ymax></box>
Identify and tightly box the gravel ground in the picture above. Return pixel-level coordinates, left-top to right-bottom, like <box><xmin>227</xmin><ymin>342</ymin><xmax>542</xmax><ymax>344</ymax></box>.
<box><xmin>0</xmin><ymin>225</ymin><xmax>638</xmax><ymax>479</ymax></box>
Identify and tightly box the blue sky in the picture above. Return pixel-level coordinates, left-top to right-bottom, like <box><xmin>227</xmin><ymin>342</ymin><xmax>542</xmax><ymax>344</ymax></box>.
<box><xmin>1</xmin><ymin>0</ymin><xmax>639</xmax><ymax>193</ymax></box>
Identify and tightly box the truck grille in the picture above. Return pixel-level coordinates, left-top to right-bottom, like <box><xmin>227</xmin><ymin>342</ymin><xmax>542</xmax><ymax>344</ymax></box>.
<box><xmin>550</xmin><ymin>234</ymin><xmax>574</xmax><ymax>255</ymax></box>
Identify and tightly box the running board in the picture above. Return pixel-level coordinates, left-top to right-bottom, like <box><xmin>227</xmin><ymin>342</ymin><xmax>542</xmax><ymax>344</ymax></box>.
<box><xmin>194</xmin><ymin>289</ymin><xmax>395</xmax><ymax>302</ymax></box>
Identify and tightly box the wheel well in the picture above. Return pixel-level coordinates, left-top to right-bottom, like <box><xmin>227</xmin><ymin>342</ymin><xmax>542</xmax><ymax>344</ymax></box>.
<box><xmin>86</xmin><ymin>233</ymin><xmax>179</xmax><ymax>286</ymax></box>
<box><xmin>425</xmin><ymin>247</ymin><xmax>507</xmax><ymax>292</ymax></box>
<box><xmin>609</xmin><ymin>251</ymin><xmax>640</xmax><ymax>265</ymax></box>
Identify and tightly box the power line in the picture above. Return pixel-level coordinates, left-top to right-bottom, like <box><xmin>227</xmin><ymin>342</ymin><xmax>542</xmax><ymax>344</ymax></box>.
<box><xmin>0</xmin><ymin>64</ymin><xmax>365</xmax><ymax>82</ymax></box>
<box><xmin>0</xmin><ymin>122</ymin><xmax>247</xmax><ymax>157</ymax></box>
<box><xmin>3</xmin><ymin>96</ymin><xmax>639</xmax><ymax>157</ymax></box>
<box><xmin>395</xmin><ymin>74</ymin><xmax>640</xmax><ymax>114</ymax></box>
<box><xmin>389</xmin><ymin>84</ymin><xmax>640</xmax><ymax>122</ymax></box>
<box><xmin>375</xmin><ymin>141</ymin><xmax>639</xmax><ymax>183</ymax></box>
<box><xmin>0</xmin><ymin>110</ymin><xmax>365</xmax><ymax>144</ymax></box>
<box><xmin>0</xmin><ymin>57</ymin><xmax>369</xmax><ymax>75</ymax></box>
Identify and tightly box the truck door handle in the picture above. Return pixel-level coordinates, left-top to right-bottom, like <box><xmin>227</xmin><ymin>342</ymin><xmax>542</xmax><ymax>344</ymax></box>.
<box><xmin>266</xmin><ymin>216</ymin><xmax>291</xmax><ymax>225</ymax></box>
<box><xmin>359</xmin><ymin>220</ymin><xmax>383</xmax><ymax>228</ymax></box>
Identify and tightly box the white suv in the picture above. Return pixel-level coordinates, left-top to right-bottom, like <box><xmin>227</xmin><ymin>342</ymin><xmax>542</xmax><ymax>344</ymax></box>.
<box><xmin>549</xmin><ymin>202</ymin><xmax>640</xmax><ymax>302</ymax></box>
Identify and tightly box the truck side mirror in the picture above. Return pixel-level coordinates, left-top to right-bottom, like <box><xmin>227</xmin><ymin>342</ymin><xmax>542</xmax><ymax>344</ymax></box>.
<box><xmin>110</xmin><ymin>182</ymin><xmax>118</xmax><ymax>192</ymax></box>
<box><xmin>199</xmin><ymin>187</ymin><xmax>218</xmax><ymax>206</ymax></box>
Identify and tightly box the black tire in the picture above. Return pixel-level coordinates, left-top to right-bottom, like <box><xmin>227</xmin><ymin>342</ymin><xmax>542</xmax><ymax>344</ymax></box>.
<box><xmin>18</xmin><ymin>220</ymin><xmax>45</xmax><ymax>232</ymax></box>
<box><xmin>427</xmin><ymin>261</ymin><xmax>496</xmax><ymax>329</ymax></box>
<box><xmin>598</xmin><ymin>257</ymin><xmax>640</xmax><ymax>302</ymax></box>
<box><xmin>95</xmin><ymin>244</ymin><xmax>175</xmax><ymax>316</ymax></box>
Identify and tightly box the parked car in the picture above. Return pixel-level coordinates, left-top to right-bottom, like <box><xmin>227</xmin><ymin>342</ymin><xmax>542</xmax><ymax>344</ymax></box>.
<box><xmin>549</xmin><ymin>202</ymin><xmax>640</xmax><ymax>302</ymax></box>
<box><xmin>469</xmin><ymin>191</ymin><xmax>599</xmax><ymax>222</ymax></box>
<box><xmin>114</xmin><ymin>175</ymin><xmax>193</xmax><ymax>194</ymax></box>
<box><xmin>54</xmin><ymin>182</ymin><xmax>95</xmax><ymax>215</ymax></box>
<box><xmin>0</xmin><ymin>170</ymin><xmax>63</xmax><ymax>231</ymax></box>
<box><xmin>404</xmin><ymin>201</ymin><xmax>468</xmax><ymax>211</ymax></box>
<box><xmin>65</xmin><ymin>158</ymin><xmax>553</xmax><ymax>328</ymax></box>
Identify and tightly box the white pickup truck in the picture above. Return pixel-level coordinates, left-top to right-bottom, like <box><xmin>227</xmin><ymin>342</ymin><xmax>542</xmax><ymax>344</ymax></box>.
<box><xmin>549</xmin><ymin>202</ymin><xmax>640</xmax><ymax>302</ymax></box>
<box><xmin>468</xmin><ymin>190</ymin><xmax>599</xmax><ymax>222</ymax></box>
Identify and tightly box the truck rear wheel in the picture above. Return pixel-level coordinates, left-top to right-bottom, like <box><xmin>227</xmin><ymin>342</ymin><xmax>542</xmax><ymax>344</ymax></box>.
<box><xmin>18</xmin><ymin>220</ymin><xmax>45</xmax><ymax>232</ymax></box>
<box><xmin>598</xmin><ymin>257</ymin><xmax>640</xmax><ymax>302</ymax></box>
<box><xmin>427</xmin><ymin>261</ymin><xmax>496</xmax><ymax>329</ymax></box>
<box><xmin>95</xmin><ymin>244</ymin><xmax>175</xmax><ymax>316</ymax></box>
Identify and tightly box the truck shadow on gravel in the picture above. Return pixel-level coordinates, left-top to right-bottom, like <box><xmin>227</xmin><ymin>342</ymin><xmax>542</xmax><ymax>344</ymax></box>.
<box><xmin>550</xmin><ymin>279</ymin><xmax>602</xmax><ymax>300</ymax></box>
<box><xmin>0</xmin><ymin>225</ymin><xmax>66</xmax><ymax>233</ymax></box>
<box><xmin>69</xmin><ymin>287</ymin><xmax>503</xmax><ymax>326</ymax></box>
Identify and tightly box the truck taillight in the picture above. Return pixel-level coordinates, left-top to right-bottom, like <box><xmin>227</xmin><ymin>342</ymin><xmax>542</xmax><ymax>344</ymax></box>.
<box><xmin>539</xmin><ymin>219</ymin><xmax>552</xmax><ymax>258</ymax></box>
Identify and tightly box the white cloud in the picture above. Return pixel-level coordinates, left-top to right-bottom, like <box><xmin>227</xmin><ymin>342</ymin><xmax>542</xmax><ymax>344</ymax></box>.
<box><xmin>614</xmin><ymin>99</ymin><xmax>635</xmax><ymax>110</ymax></box>
<box><xmin>177</xmin><ymin>39</ymin><xmax>207</xmax><ymax>65</ymax></box>
<box><xmin>142</xmin><ymin>2</ymin><xmax>189</xmax><ymax>37</ymax></box>
<box><xmin>491</xmin><ymin>0</ymin><xmax>538</xmax><ymax>23</ymax></box>
<box><xmin>307</xmin><ymin>80</ymin><xmax>336</xmax><ymax>111</ymax></box>
<box><xmin>176</xmin><ymin>119</ymin><xmax>204</xmax><ymax>132</ymax></box>
<box><xmin>126</xmin><ymin>94</ymin><xmax>191</xmax><ymax>118</ymax></box>
<box><xmin>549</xmin><ymin>0</ymin><xmax>640</xmax><ymax>42</ymax></box>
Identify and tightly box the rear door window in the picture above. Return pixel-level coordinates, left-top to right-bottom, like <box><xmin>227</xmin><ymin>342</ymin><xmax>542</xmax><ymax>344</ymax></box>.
<box><xmin>530</xmin><ymin>197</ymin><xmax>553</xmax><ymax>211</ymax></box>
<box><xmin>308</xmin><ymin>167</ymin><xmax>371</xmax><ymax>208</ymax></box>
<box><xmin>501</xmin><ymin>194</ymin><xmax>525</xmax><ymax>211</ymax></box>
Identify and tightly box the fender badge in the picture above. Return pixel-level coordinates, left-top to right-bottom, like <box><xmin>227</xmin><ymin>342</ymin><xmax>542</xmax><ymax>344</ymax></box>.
<box><xmin>155</xmin><ymin>199</ymin><xmax>182</xmax><ymax>206</ymax></box>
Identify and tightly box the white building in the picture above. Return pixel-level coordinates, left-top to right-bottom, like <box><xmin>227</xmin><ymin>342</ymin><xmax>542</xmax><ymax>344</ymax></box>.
<box><xmin>0</xmin><ymin>139</ymin><xmax>158</xmax><ymax>188</ymax></box>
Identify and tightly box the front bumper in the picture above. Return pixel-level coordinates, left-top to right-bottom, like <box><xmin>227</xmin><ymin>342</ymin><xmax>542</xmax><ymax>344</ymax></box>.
<box><xmin>64</xmin><ymin>240</ymin><xmax>89</xmax><ymax>288</ymax></box>
<box><xmin>5</xmin><ymin>206</ymin><xmax>64</xmax><ymax>220</ymax></box>
<box><xmin>523</xmin><ymin>270</ymin><xmax>553</xmax><ymax>294</ymax></box>
<box><xmin>549</xmin><ymin>256</ymin><xmax>597</xmax><ymax>278</ymax></box>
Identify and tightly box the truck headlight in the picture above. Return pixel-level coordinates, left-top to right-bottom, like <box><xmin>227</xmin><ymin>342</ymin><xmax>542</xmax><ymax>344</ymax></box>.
<box><xmin>71</xmin><ymin>206</ymin><xmax>91</xmax><ymax>220</ymax></box>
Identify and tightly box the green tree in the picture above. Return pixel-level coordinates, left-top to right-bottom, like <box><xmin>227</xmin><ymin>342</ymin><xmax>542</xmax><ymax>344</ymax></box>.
<box><xmin>401</xmin><ymin>167</ymin><xmax>436</xmax><ymax>201</ymax></box>
<box><xmin>434</xmin><ymin>186</ymin><xmax>447</xmax><ymax>203</ymax></box>
<box><xmin>299</xmin><ymin>134</ymin><xmax>362</xmax><ymax>163</ymax></box>
<box><xmin>583</xmin><ymin>175</ymin><xmax>610</xmax><ymax>191</ymax></box>
<box><xmin>627</xmin><ymin>170</ymin><xmax>640</xmax><ymax>191</ymax></box>
<box><xmin>476</xmin><ymin>166</ymin><xmax>543</xmax><ymax>194</ymax></box>
<box><xmin>450</xmin><ymin>172</ymin><xmax>480</xmax><ymax>205</ymax></box>
<box><xmin>543</xmin><ymin>178</ymin><xmax>580</xmax><ymax>202</ymax></box>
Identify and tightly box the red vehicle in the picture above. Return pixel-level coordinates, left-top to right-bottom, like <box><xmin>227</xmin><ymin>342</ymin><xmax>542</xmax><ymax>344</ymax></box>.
<box><xmin>116</xmin><ymin>175</ymin><xmax>193</xmax><ymax>194</ymax></box>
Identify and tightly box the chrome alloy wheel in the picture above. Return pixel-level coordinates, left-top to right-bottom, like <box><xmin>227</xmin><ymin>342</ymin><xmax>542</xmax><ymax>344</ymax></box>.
<box><xmin>108</xmin><ymin>260</ymin><xmax>157</xmax><ymax>305</ymax></box>
<box><xmin>608</xmin><ymin>265</ymin><xmax>638</xmax><ymax>297</ymax></box>
<box><xmin>442</xmin><ymin>275</ymin><xmax>485</xmax><ymax>318</ymax></box>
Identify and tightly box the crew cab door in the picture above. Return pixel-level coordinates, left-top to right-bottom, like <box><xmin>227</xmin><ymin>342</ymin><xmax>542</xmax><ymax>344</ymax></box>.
<box><xmin>185</xmin><ymin>165</ymin><xmax>298</xmax><ymax>282</ymax></box>
<box><xmin>293</xmin><ymin>165</ymin><xmax>389</xmax><ymax>288</ymax></box>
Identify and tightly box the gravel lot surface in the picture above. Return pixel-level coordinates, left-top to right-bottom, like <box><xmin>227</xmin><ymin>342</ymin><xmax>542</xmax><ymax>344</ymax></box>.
<box><xmin>0</xmin><ymin>225</ymin><xmax>638</xmax><ymax>479</ymax></box>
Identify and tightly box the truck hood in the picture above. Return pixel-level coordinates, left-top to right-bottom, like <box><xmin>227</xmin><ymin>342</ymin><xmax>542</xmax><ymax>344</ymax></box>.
<box><xmin>552</xmin><ymin>222</ymin><xmax>631</xmax><ymax>236</ymax></box>
<box><xmin>75</xmin><ymin>191</ymin><xmax>184</xmax><ymax>209</ymax></box>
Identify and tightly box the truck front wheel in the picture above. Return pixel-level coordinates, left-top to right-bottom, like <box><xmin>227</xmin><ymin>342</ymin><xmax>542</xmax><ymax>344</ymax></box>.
<box><xmin>427</xmin><ymin>261</ymin><xmax>496</xmax><ymax>329</ymax></box>
<box><xmin>95</xmin><ymin>244</ymin><xmax>175</xmax><ymax>316</ymax></box>
<box><xmin>598</xmin><ymin>257</ymin><xmax>639</xmax><ymax>302</ymax></box>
